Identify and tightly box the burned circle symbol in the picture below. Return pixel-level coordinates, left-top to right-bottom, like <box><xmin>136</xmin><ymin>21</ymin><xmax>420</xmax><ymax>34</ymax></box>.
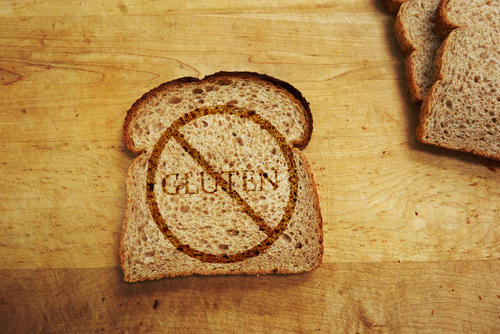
<box><xmin>146</xmin><ymin>105</ymin><xmax>298</xmax><ymax>263</ymax></box>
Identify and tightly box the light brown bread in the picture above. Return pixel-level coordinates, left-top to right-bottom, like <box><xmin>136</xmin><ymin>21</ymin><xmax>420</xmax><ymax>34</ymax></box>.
<box><xmin>395</xmin><ymin>0</ymin><xmax>443</xmax><ymax>104</ymax></box>
<box><xmin>120</xmin><ymin>72</ymin><xmax>323</xmax><ymax>282</ymax></box>
<box><xmin>436</xmin><ymin>0</ymin><xmax>500</xmax><ymax>39</ymax></box>
<box><xmin>417</xmin><ymin>23</ymin><xmax>500</xmax><ymax>160</ymax></box>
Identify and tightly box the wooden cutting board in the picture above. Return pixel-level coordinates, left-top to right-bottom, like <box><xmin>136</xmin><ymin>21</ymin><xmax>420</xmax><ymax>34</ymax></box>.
<box><xmin>1</xmin><ymin>0</ymin><xmax>499</xmax><ymax>332</ymax></box>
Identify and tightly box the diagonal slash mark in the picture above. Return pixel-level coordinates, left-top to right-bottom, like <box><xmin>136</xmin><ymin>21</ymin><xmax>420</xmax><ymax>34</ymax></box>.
<box><xmin>171</xmin><ymin>129</ymin><xmax>275</xmax><ymax>238</ymax></box>
<box><xmin>146</xmin><ymin>105</ymin><xmax>298</xmax><ymax>263</ymax></box>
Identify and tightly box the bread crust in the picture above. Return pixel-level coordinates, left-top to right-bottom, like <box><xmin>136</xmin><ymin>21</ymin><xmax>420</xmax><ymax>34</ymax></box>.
<box><xmin>382</xmin><ymin>0</ymin><xmax>407</xmax><ymax>14</ymax></box>
<box><xmin>403</xmin><ymin>53</ymin><xmax>422</xmax><ymax>105</ymax></box>
<box><xmin>394</xmin><ymin>9</ymin><xmax>415</xmax><ymax>56</ymax></box>
<box><xmin>123</xmin><ymin>72</ymin><xmax>313</xmax><ymax>155</ymax></box>
<box><xmin>415</xmin><ymin>41</ymin><xmax>446</xmax><ymax>135</ymax></box>
<box><xmin>394</xmin><ymin>0</ymin><xmax>443</xmax><ymax>104</ymax></box>
<box><xmin>416</xmin><ymin>77</ymin><xmax>437</xmax><ymax>143</ymax></box>
<box><xmin>435</xmin><ymin>0</ymin><xmax>460</xmax><ymax>39</ymax></box>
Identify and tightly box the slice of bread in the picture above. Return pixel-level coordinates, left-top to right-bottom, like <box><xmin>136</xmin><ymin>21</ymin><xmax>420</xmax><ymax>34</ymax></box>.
<box><xmin>436</xmin><ymin>0</ymin><xmax>500</xmax><ymax>39</ymax></box>
<box><xmin>417</xmin><ymin>21</ymin><xmax>500</xmax><ymax>159</ymax></box>
<box><xmin>383</xmin><ymin>0</ymin><xmax>408</xmax><ymax>14</ymax></box>
<box><xmin>394</xmin><ymin>0</ymin><xmax>443</xmax><ymax>104</ymax></box>
<box><xmin>120</xmin><ymin>72</ymin><xmax>323</xmax><ymax>281</ymax></box>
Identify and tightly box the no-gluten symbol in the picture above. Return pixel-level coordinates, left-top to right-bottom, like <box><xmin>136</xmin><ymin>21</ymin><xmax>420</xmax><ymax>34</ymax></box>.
<box><xmin>146</xmin><ymin>105</ymin><xmax>298</xmax><ymax>263</ymax></box>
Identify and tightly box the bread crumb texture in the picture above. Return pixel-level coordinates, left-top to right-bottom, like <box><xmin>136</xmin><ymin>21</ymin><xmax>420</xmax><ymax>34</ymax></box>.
<box><xmin>120</xmin><ymin>73</ymin><xmax>322</xmax><ymax>281</ymax></box>
<box><xmin>396</xmin><ymin>0</ymin><xmax>442</xmax><ymax>54</ymax></box>
<box><xmin>418</xmin><ymin>5</ymin><xmax>500</xmax><ymax>160</ymax></box>
<box><xmin>395</xmin><ymin>0</ymin><xmax>443</xmax><ymax>103</ymax></box>
<box><xmin>127</xmin><ymin>75</ymin><xmax>306</xmax><ymax>154</ymax></box>
<box><xmin>437</xmin><ymin>0</ymin><xmax>500</xmax><ymax>38</ymax></box>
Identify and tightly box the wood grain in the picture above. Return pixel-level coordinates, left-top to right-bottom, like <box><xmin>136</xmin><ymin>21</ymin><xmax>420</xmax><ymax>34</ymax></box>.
<box><xmin>1</xmin><ymin>261</ymin><xmax>500</xmax><ymax>333</ymax></box>
<box><xmin>1</xmin><ymin>0</ymin><xmax>500</xmax><ymax>331</ymax></box>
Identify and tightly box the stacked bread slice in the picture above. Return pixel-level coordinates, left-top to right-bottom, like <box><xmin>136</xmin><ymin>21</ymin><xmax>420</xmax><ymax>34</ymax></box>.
<box><xmin>384</xmin><ymin>0</ymin><xmax>500</xmax><ymax>160</ymax></box>
<box><xmin>394</xmin><ymin>0</ymin><xmax>443</xmax><ymax>104</ymax></box>
<box><xmin>418</xmin><ymin>0</ymin><xmax>500</xmax><ymax>159</ymax></box>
